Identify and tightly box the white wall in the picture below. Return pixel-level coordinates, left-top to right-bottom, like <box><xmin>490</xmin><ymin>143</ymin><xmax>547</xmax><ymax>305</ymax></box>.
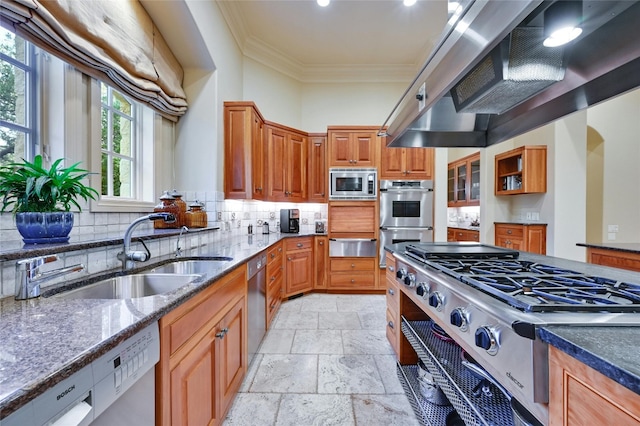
<box><xmin>587</xmin><ymin>89</ymin><xmax>640</xmax><ymax>243</ymax></box>
<box><xmin>175</xmin><ymin>0</ymin><xmax>244</xmax><ymax>193</ymax></box>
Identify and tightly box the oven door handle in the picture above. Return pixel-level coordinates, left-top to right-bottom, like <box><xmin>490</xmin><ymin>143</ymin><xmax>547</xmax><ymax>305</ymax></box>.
<box><xmin>461</xmin><ymin>360</ymin><xmax>511</xmax><ymax>400</ymax></box>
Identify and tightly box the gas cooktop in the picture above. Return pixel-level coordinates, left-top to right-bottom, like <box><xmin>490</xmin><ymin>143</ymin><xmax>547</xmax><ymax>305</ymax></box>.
<box><xmin>403</xmin><ymin>243</ymin><xmax>640</xmax><ymax>313</ymax></box>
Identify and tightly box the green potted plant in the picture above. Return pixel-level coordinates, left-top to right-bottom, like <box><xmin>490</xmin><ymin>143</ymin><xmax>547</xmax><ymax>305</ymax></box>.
<box><xmin>0</xmin><ymin>155</ymin><xmax>99</xmax><ymax>244</ymax></box>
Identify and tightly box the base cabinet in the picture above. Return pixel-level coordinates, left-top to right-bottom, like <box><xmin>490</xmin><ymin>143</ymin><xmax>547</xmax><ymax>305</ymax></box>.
<box><xmin>266</xmin><ymin>241</ymin><xmax>284</xmax><ymax>327</ymax></box>
<box><xmin>385</xmin><ymin>252</ymin><xmax>400</xmax><ymax>358</ymax></box>
<box><xmin>549</xmin><ymin>346</ymin><xmax>640</xmax><ymax>426</ymax></box>
<box><xmin>586</xmin><ymin>247</ymin><xmax>640</xmax><ymax>273</ymax></box>
<box><xmin>314</xmin><ymin>236</ymin><xmax>328</xmax><ymax>289</ymax></box>
<box><xmin>327</xmin><ymin>257</ymin><xmax>377</xmax><ymax>290</ymax></box>
<box><xmin>284</xmin><ymin>237</ymin><xmax>313</xmax><ymax>297</ymax></box>
<box><xmin>495</xmin><ymin>223</ymin><xmax>547</xmax><ymax>254</ymax></box>
<box><xmin>448</xmin><ymin>227</ymin><xmax>479</xmax><ymax>242</ymax></box>
<box><xmin>157</xmin><ymin>266</ymin><xmax>247</xmax><ymax>426</ymax></box>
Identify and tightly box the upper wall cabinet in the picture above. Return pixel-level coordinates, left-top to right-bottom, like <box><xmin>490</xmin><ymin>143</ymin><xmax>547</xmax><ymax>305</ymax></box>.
<box><xmin>447</xmin><ymin>152</ymin><xmax>480</xmax><ymax>207</ymax></box>
<box><xmin>495</xmin><ymin>145</ymin><xmax>547</xmax><ymax>195</ymax></box>
<box><xmin>327</xmin><ymin>126</ymin><xmax>379</xmax><ymax>168</ymax></box>
<box><xmin>308</xmin><ymin>134</ymin><xmax>327</xmax><ymax>202</ymax></box>
<box><xmin>265</xmin><ymin>123</ymin><xmax>308</xmax><ymax>202</ymax></box>
<box><xmin>380</xmin><ymin>144</ymin><xmax>434</xmax><ymax>180</ymax></box>
<box><xmin>224</xmin><ymin>102</ymin><xmax>265</xmax><ymax>200</ymax></box>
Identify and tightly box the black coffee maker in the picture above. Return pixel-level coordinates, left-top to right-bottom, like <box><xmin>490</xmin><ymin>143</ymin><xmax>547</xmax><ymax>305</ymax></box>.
<box><xmin>279</xmin><ymin>209</ymin><xmax>300</xmax><ymax>233</ymax></box>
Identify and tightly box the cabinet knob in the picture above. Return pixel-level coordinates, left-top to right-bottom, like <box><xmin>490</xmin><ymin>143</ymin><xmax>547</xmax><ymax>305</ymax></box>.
<box><xmin>255</xmin><ymin>187</ymin><xmax>262</xmax><ymax>192</ymax></box>
<box><xmin>507</xmin><ymin>229</ymin><xmax>512</xmax><ymax>234</ymax></box>
<box><xmin>388</xmin><ymin>321</ymin><xmax>394</xmax><ymax>329</ymax></box>
<box><xmin>351</xmin><ymin>264</ymin><xmax>355</xmax><ymax>268</ymax></box>
<box><xmin>351</xmin><ymin>279</ymin><xmax>355</xmax><ymax>283</ymax></box>
<box><xmin>297</xmin><ymin>243</ymin><xmax>303</xmax><ymax>248</ymax></box>
<box><xmin>271</xmin><ymin>253</ymin><xmax>275</xmax><ymax>258</ymax></box>
<box><xmin>279</xmin><ymin>247</ymin><xmax>282</xmax><ymax>252</ymax></box>
<box><xmin>288</xmin><ymin>257</ymin><xmax>292</xmax><ymax>261</ymax></box>
<box><xmin>388</xmin><ymin>288</ymin><xmax>395</xmax><ymax>296</ymax></box>
<box><xmin>388</xmin><ymin>266</ymin><xmax>395</xmax><ymax>272</ymax></box>
<box><xmin>319</xmin><ymin>241</ymin><xmax>324</xmax><ymax>245</ymax></box>
<box><xmin>271</xmin><ymin>276</ymin><xmax>275</xmax><ymax>281</ymax></box>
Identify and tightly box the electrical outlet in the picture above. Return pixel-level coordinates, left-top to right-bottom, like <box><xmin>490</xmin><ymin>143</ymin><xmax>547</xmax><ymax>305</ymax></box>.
<box><xmin>608</xmin><ymin>232</ymin><xmax>617</xmax><ymax>240</ymax></box>
<box><xmin>217</xmin><ymin>212</ymin><xmax>222</xmax><ymax>221</ymax></box>
<box><xmin>608</xmin><ymin>225</ymin><xmax>619</xmax><ymax>233</ymax></box>
<box><xmin>526</xmin><ymin>212</ymin><xmax>533</xmax><ymax>220</ymax></box>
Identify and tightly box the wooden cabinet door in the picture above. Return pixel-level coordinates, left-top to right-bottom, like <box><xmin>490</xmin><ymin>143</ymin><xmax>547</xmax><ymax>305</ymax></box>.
<box><xmin>380</xmin><ymin>146</ymin><xmax>404</xmax><ymax>179</ymax></box>
<box><xmin>285</xmin><ymin>250</ymin><xmax>313</xmax><ymax>296</ymax></box>
<box><xmin>314</xmin><ymin>236</ymin><xmax>328</xmax><ymax>289</ymax></box>
<box><xmin>405</xmin><ymin>148</ymin><xmax>433</xmax><ymax>179</ymax></box>
<box><xmin>308</xmin><ymin>134</ymin><xmax>327</xmax><ymax>202</ymax></box>
<box><xmin>169</xmin><ymin>330</ymin><xmax>218</xmax><ymax>426</ymax></box>
<box><xmin>549</xmin><ymin>346</ymin><xmax>640</xmax><ymax>426</ymax></box>
<box><xmin>266</xmin><ymin>126</ymin><xmax>287</xmax><ymax>201</ymax></box>
<box><xmin>217</xmin><ymin>297</ymin><xmax>246</xmax><ymax>418</ymax></box>
<box><xmin>328</xmin><ymin>132</ymin><xmax>352</xmax><ymax>167</ymax></box>
<box><xmin>287</xmin><ymin>132</ymin><xmax>308</xmax><ymax>202</ymax></box>
<box><xmin>251</xmin><ymin>110</ymin><xmax>265</xmax><ymax>200</ymax></box>
<box><xmin>353</xmin><ymin>132</ymin><xmax>376</xmax><ymax>167</ymax></box>
<box><xmin>526</xmin><ymin>227</ymin><xmax>546</xmax><ymax>255</ymax></box>
<box><xmin>224</xmin><ymin>104</ymin><xmax>252</xmax><ymax>199</ymax></box>
<box><xmin>328</xmin><ymin>202</ymin><xmax>377</xmax><ymax>238</ymax></box>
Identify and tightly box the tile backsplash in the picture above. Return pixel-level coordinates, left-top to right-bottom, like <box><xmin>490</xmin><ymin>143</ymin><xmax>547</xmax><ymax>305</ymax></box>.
<box><xmin>0</xmin><ymin>191</ymin><xmax>327</xmax><ymax>298</ymax></box>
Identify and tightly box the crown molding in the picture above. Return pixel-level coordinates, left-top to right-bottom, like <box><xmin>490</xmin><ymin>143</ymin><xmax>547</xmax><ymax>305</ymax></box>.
<box><xmin>217</xmin><ymin>1</ymin><xmax>417</xmax><ymax>84</ymax></box>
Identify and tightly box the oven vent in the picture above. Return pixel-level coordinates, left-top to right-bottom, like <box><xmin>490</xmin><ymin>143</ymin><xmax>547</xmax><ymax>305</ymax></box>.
<box><xmin>450</xmin><ymin>27</ymin><xmax>567</xmax><ymax>115</ymax></box>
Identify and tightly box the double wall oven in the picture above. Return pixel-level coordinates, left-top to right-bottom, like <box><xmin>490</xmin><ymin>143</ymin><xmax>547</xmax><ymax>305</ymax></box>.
<box><xmin>379</xmin><ymin>180</ymin><xmax>433</xmax><ymax>267</ymax></box>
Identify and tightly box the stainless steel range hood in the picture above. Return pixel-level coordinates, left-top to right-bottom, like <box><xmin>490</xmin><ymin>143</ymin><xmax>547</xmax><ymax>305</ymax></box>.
<box><xmin>384</xmin><ymin>0</ymin><xmax>640</xmax><ymax>148</ymax></box>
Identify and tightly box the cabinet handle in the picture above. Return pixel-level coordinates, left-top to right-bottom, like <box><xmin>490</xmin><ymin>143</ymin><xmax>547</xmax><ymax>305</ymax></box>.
<box><xmin>278</xmin><ymin>247</ymin><xmax>282</xmax><ymax>252</ymax></box>
<box><xmin>351</xmin><ymin>263</ymin><xmax>355</xmax><ymax>268</ymax></box>
<box><xmin>321</xmin><ymin>193</ymin><xmax>325</xmax><ymax>196</ymax></box>
<box><xmin>271</xmin><ymin>253</ymin><xmax>275</xmax><ymax>258</ymax></box>
<box><xmin>288</xmin><ymin>257</ymin><xmax>292</xmax><ymax>261</ymax></box>
<box><xmin>271</xmin><ymin>276</ymin><xmax>275</xmax><ymax>281</ymax></box>
<box><xmin>255</xmin><ymin>187</ymin><xmax>262</xmax><ymax>192</ymax></box>
<box><xmin>507</xmin><ymin>229</ymin><xmax>512</xmax><ymax>234</ymax></box>
<box><xmin>351</xmin><ymin>279</ymin><xmax>355</xmax><ymax>283</ymax></box>
<box><xmin>388</xmin><ymin>288</ymin><xmax>395</xmax><ymax>296</ymax></box>
<box><xmin>406</xmin><ymin>170</ymin><xmax>411</xmax><ymax>174</ymax></box>
<box><xmin>319</xmin><ymin>241</ymin><xmax>324</xmax><ymax>245</ymax></box>
<box><xmin>388</xmin><ymin>266</ymin><xmax>395</xmax><ymax>272</ymax></box>
<box><xmin>297</xmin><ymin>243</ymin><xmax>303</xmax><ymax>248</ymax></box>
<box><xmin>388</xmin><ymin>321</ymin><xmax>394</xmax><ymax>329</ymax></box>
<box><xmin>215</xmin><ymin>327</ymin><xmax>228</xmax><ymax>339</ymax></box>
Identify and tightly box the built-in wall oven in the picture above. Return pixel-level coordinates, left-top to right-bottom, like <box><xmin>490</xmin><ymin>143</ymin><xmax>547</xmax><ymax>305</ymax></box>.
<box><xmin>379</xmin><ymin>180</ymin><xmax>433</xmax><ymax>267</ymax></box>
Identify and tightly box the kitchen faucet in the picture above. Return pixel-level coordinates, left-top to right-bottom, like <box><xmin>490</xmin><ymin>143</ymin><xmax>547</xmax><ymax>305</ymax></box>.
<box><xmin>15</xmin><ymin>255</ymin><xmax>84</xmax><ymax>300</ymax></box>
<box><xmin>118</xmin><ymin>213</ymin><xmax>176</xmax><ymax>270</ymax></box>
<box><xmin>175</xmin><ymin>226</ymin><xmax>189</xmax><ymax>257</ymax></box>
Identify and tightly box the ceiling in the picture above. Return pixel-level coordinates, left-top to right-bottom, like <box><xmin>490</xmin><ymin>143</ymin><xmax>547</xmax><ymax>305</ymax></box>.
<box><xmin>216</xmin><ymin>0</ymin><xmax>449</xmax><ymax>83</ymax></box>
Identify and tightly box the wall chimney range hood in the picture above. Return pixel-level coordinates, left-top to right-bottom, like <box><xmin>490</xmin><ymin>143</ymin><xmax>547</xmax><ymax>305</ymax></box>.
<box><xmin>382</xmin><ymin>0</ymin><xmax>640</xmax><ymax>148</ymax></box>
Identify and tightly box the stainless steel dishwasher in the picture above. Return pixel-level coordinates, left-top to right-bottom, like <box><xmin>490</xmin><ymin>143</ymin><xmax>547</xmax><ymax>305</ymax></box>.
<box><xmin>247</xmin><ymin>253</ymin><xmax>267</xmax><ymax>365</ymax></box>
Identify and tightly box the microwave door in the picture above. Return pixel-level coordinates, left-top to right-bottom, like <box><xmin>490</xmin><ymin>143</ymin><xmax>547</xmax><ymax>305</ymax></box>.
<box><xmin>380</xmin><ymin>190</ymin><xmax>433</xmax><ymax>228</ymax></box>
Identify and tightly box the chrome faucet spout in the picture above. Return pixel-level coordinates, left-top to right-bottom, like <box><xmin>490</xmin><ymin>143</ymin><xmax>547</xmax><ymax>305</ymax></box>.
<box><xmin>118</xmin><ymin>213</ymin><xmax>176</xmax><ymax>270</ymax></box>
<box><xmin>175</xmin><ymin>226</ymin><xmax>189</xmax><ymax>257</ymax></box>
<box><xmin>15</xmin><ymin>255</ymin><xmax>84</xmax><ymax>300</ymax></box>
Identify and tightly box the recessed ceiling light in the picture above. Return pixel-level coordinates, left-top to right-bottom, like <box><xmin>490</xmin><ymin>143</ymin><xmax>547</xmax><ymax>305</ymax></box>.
<box><xmin>404</xmin><ymin>0</ymin><xmax>417</xmax><ymax>6</ymax></box>
<box><xmin>317</xmin><ymin>0</ymin><xmax>330</xmax><ymax>7</ymax></box>
<box><xmin>543</xmin><ymin>1</ymin><xmax>583</xmax><ymax>47</ymax></box>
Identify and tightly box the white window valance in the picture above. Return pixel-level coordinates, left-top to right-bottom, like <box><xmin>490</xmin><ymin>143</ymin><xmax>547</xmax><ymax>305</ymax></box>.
<box><xmin>1</xmin><ymin>0</ymin><xmax>187</xmax><ymax>119</ymax></box>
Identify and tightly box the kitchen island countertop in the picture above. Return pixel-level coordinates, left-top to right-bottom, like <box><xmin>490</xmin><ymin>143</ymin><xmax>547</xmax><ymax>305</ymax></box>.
<box><xmin>577</xmin><ymin>241</ymin><xmax>640</xmax><ymax>254</ymax></box>
<box><xmin>384</xmin><ymin>244</ymin><xmax>640</xmax><ymax>398</ymax></box>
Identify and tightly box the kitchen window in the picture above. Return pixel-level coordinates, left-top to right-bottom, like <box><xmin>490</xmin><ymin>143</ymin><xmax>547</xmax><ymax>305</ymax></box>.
<box><xmin>0</xmin><ymin>30</ymin><xmax>37</xmax><ymax>167</ymax></box>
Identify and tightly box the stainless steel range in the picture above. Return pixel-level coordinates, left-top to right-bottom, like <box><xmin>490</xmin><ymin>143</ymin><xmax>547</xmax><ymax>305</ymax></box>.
<box><xmin>393</xmin><ymin>242</ymin><xmax>640</xmax><ymax>425</ymax></box>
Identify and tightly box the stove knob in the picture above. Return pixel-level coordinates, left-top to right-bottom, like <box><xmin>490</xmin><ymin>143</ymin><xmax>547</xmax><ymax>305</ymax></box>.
<box><xmin>416</xmin><ymin>283</ymin><xmax>429</xmax><ymax>299</ymax></box>
<box><xmin>396</xmin><ymin>267</ymin><xmax>407</xmax><ymax>280</ymax></box>
<box><xmin>428</xmin><ymin>291</ymin><xmax>444</xmax><ymax>311</ymax></box>
<box><xmin>475</xmin><ymin>326</ymin><xmax>499</xmax><ymax>355</ymax></box>
<box><xmin>404</xmin><ymin>272</ymin><xmax>416</xmax><ymax>287</ymax></box>
<box><xmin>450</xmin><ymin>308</ymin><xmax>469</xmax><ymax>332</ymax></box>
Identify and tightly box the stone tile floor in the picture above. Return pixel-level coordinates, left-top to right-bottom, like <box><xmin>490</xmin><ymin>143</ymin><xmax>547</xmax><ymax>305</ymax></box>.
<box><xmin>223</xmin><ymin>293</ymin><xmax>420</xmax><ymax>426</ymax></box>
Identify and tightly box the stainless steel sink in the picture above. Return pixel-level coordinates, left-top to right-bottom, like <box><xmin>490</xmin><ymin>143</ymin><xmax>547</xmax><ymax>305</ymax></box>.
<box><xmin>146</xmin><ymin>258</ymin><xmax>233</xmax><ymax>274</ymax></box>
<box><xmin>54</xmin><ymin>273</ymin><xmax>201</xmax><ymax>299</ymax></box>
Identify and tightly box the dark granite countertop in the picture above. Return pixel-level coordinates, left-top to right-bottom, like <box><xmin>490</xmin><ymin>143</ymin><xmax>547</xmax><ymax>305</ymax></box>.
<box><xmin>0</xmin><ymin>231</ymin><xmax>312</xmax><ymax>419</ymax></box>
<box><xmin>577</xmin><ymin>242</ymin><xmax>640</xmax><ymax>255</ymax></box>
<box><xmin>384</xmin><ymin>243</ymin><xmax>640</xmax><ymax>397</ymax></box>
<box><xmin>537</xmin><ymin>326</ymin><xmax>640</xmax><ymax>394</ymax></box>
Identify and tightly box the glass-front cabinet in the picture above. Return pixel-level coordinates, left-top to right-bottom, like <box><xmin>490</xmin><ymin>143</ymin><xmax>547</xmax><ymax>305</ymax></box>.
<box><xmin>447</xmin><ymin>152</ymin><xmax>480</xmax><ymax>207</ymax></box>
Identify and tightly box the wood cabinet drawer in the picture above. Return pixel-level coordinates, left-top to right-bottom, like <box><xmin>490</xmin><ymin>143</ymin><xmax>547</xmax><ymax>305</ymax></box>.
<box><xmin>164</xmin><ymin>266</ymin><xmax>245</xmax><ymax>356</ymax></box>
<box><xmin>267</xmin><ymin>243</ymin><xmax>283</xmax><ymax>265</ymax></box>
<box><xmin>386</xmin><ymin>279</ymin><xmax>399</xmax><ymax>310</ymax></box>
<box><xmin>386</xmin><ymin>307</ymin><xmax>399</xmax><ymax>357</ymax></box>
<box><xmin>495</xmin><ymin>225</ymin><xmax>524</xmax><ymax>238</ymax></box>
<box><xmin>267</xmin><ymin>265</ymin><xmax>283</xmax><ymax>290</ymax></box>
<box><xmin>285</xmin><ymin>237</ymin><xmax>313</xmax><ymax>251</ymax></box>
<box><xmin>330</xmin><ymin>257</ymin><xmax>376</xmax><ymax>272</ymax></box>
<box><xmin>328</xmin><ymin>273</ymin><xmax>376</xmax><ymax>289</ymax></box>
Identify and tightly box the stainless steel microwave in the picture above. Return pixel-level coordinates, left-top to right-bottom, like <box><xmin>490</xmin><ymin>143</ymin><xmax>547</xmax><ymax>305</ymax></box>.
<box><xmin>329</xmin><ymin>168</ymin><xmax>377</xmax><ymax>200</ymax></box>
